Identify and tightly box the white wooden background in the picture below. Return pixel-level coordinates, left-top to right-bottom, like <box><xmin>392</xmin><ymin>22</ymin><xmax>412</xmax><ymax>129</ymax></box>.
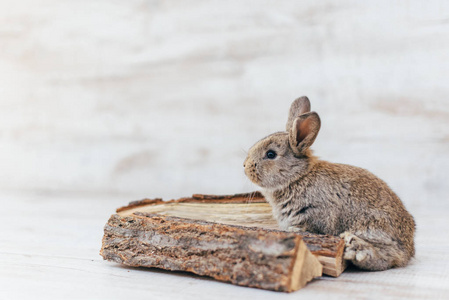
<box><xmin>1</xmin><ymin>0</ymin><xmax>448</xmax><ymax>299</ymax></box>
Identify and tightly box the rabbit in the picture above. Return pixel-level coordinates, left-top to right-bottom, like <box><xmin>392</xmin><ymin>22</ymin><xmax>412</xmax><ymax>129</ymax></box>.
<box><xmin>243</xmin><ymin>96</ymin><xmax>415</xmax><ymax>271</ymax></box>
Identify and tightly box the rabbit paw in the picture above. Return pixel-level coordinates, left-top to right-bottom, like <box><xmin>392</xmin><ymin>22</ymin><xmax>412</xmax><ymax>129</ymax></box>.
<box><xmin>340</xmin><ymin>232</ymin><xmax>373</xmax><ymax>263</ymax></box>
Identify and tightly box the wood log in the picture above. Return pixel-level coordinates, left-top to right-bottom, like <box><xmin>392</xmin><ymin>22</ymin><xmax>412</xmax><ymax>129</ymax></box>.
<box><xmin>101</xmin><ymin>213</ymin><xmax>322</xmax><ymax>292</ymax></box>
<box><xmin>100</xmin><ymin>192</ymin><xmax>346</xmax><ymax>292</ymax></box>
<box><xmin>114</xmin><ymin>192</ymin><xmax>346</xmax><ymax>277</ymax></box>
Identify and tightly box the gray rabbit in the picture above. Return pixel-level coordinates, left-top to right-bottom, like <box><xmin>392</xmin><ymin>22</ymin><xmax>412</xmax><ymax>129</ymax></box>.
<box><xmin>244</xmin><ymin>96</ymin><xmax>415</xmax><ymax>271</ymax></box>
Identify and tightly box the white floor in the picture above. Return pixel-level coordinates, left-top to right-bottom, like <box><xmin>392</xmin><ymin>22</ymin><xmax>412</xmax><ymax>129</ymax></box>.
<box><xmin>1</xmin><ymin>190</ymin><xmax>448</xmax><ymax>300</ymax></box>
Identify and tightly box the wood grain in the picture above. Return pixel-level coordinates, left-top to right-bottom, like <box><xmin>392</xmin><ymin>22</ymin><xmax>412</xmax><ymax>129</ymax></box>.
<box><xmin>109</xmin><ymin>192</ymin><xmax>346</xmax><ymax>278</ymax></box>
<box><xmin>101</xmin><ymin>212</ymin><xmax>322</xmax><ymax>292</ymax></box>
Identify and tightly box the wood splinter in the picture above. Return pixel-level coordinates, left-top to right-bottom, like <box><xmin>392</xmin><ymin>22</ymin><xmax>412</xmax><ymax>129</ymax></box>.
<box><xmin>100</xmin><ymin>192</ymin><xmax>346</xmax><ymax>292</ymax></box>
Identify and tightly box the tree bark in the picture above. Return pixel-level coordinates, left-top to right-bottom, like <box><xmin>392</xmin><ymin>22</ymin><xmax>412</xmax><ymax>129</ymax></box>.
<box><xmin>100</xmin><ymin>192</ymin><xmax>346</xmax><ymax>291</ymax></box>
<box><xmin>101</xmin><ymin>213</ymin><xmax>322</xmax><ymax>292</ymax></box>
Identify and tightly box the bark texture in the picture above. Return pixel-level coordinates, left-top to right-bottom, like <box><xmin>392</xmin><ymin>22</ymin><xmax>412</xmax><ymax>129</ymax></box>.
<box><xmin>114</xmin><ymin>192</ymin><xmax>345</xmax><ymax>277</ymax></box>
<box><xmin>101</xmin><ymin>212</ymin><xmax>322</xmax><ymax>292</ymax></box>
<box><xmin>100</xmin><ymin>192</ymin><xmax>346</xmax><ymax>291</ymax></box>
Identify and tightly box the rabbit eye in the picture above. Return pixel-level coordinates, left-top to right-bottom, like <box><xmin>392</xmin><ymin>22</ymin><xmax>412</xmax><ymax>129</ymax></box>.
<box><xmin>266</xmin><ymin>150</ymin><xmax>277</xmax><ymax>159</ymax></box>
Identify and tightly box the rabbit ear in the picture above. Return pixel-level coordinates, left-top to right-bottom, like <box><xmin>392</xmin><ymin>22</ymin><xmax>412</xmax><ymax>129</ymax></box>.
<box><xmin>286</xmin><ymin>96</ymin><xmax>311</xmax><ymax>131</ymax></box>
<box><xmin>289</xmin><ymin>112</ymin><xmax>321</xmax><ymax>156</ymax></box>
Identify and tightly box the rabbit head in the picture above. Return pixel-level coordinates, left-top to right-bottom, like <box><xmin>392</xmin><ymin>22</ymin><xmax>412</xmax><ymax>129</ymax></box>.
<box><xmin>244</xmin><ymin>96</ymin><xmax>321</xmax><ymax>189</ymax></box>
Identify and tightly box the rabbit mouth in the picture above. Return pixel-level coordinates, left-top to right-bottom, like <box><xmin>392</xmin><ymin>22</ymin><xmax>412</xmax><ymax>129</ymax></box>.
<box><xmin>244</xmin><ymin>166</ymin><xmax>262</xmax><ymax>185</ymax></box>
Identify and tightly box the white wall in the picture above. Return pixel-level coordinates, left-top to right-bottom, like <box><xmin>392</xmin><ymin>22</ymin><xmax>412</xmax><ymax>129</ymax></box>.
<box><xmin>1</xmin><ymin>0</ymin><xmax>448</xmax><ymax>211</ymax></box>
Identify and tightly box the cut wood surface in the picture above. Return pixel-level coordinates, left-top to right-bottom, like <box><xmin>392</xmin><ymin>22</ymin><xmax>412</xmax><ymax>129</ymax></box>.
<box><xmin>101</xmin><ymin>192</ymin><xmax>346</xmax><ymax>291</ymax></box>
<box><xmin>101</xmin><ymin>212</ymin><xmax>322</xmax><ymax>292</ymax></box>
<box><xmin>115</xmin><ymin>192</ymin><xmax>346</xmax><ymax>277</ymax></box>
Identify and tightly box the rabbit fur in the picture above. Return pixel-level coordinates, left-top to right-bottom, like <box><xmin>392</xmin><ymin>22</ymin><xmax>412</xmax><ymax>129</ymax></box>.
<box><xmin>244</xmin><ymin>96</ymin><xmax>415</xmax><ymax>271</ymax></box>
